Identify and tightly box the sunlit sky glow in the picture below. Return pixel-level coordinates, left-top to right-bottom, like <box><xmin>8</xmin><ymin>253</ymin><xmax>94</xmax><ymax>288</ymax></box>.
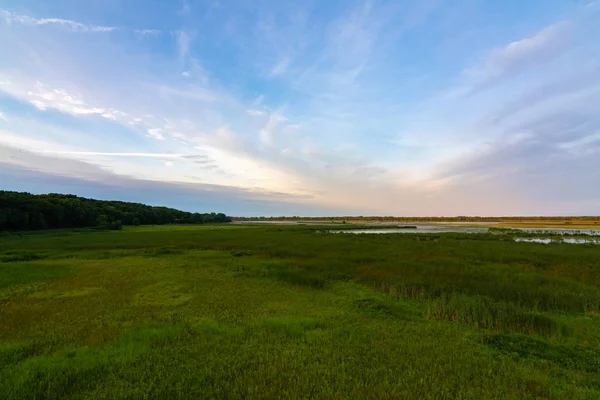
<box><xmin>1</xmin><ymin>0</ymin><xmax>599</xmax><ymax>216</ymax></box>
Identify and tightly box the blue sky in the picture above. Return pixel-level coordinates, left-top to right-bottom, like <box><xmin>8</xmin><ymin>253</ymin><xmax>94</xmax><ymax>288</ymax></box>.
<box><xmin>1</xmin><ymin>0</ymin><xmax>599</xmax><ymax>216</ymax></box>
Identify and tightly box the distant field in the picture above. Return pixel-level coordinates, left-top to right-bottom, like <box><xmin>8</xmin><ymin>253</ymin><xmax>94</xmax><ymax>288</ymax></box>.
<box><xmin>1</xmin><ymin>225</ymin><xmax>599</xmax><ymax>399</ymax></box>
<box><xmin>498</xmin><ymin>221</ymin><xmax>600</xmax><ymax>229</ymax></box>
<box><xmin>233</xmin><ymin>218</ymin><xmax>600</xmax><ymax>229</ymax></box>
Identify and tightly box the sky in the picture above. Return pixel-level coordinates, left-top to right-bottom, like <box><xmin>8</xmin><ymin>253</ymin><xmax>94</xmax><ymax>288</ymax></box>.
<box><xmin>1</xmin><ymin>0</ymin><xmax>599</xmax><ymax>216</ymax></box>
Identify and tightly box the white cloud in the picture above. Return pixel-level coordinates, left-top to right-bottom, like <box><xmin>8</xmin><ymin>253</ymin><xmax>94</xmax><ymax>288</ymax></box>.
<box><xmin>32</xmin><ymin>91</ymin><xmax>105</xmax><ymax>114</ymax></box>
<box><xmin>586</xmin><ymin>0</ymin><xmax>600</xmax><ymax>9</ymax></box>
<box><xmin>246</xmin><ymin>109</ymin><xmax>265</xmax><ymax>117</ymax></box>
<box><xmin>270</xmin><ymin>57</ymin><xmax>290</xmax><ymax>77</ymax></box>
<box><xmin>135</xmin><ymin>29</ymin><xmax>161</xmax><ymax>37</ymax></box>
<box><xmin>147</xmin><ymin>128</ymin><xmax>165</xmax><ymax>140</ymax></box>
<box><xmin>467</xmin><ymin>21</ymin><xmax>572</xmax><ymax>87</ymax></box>
<box><xmin>180</xmin><ymin>0</ymin><xmax>191</xmax><ymax>15</ymax></box>
<box><xmin>0</xmin><ymin>77</ymin><xmax>139</xmax><ymax>122</ymax></box>
<box><xmin>129</xmin><ymin>117</ymin><xmax>143</xmax><ymax>125</ymax></box>
<box><xmin>102</xmin><ymin>109</ymin><xmax>127</xmax><ymax>120</ymax></box>
<box><xmin>165</xmin><ymin>161</ymin><xmax>174</xmax><ymax>167</ymax></box>
<box><xmin>2</xmin><ymin>9</ymin><xmax>160</xmax><ymax>36</ymax></box>
<box><xmin>173</xmin><ymin>31</ymin><xmax>211</xmax><ymax>83</ymax></box>
<box><xmin>102</xmin><ymin>113</ymin><xmax>117</xmax><ymax>120</ymax></box>
<box><xmin>0</xmin><ymin>112</ymin><xmax>7</xmax><ymax>121</ymax></box>
<box><xmin>9</xmin><ymin>80</ymin><xmax>103</xmax><ymax>114</ymax></box>
<box><xmin>177</xmin><ymin>31</ymin><xmax>191</xmax><ymax>62</ymax></box>
<box><xmin>253</xmin><ymin>95</ymin><xmax>265</xmax><ymax>106</ymax></box>
<box><xmin>0</xmin><ymin>129</ymin><xmax>79</xmax><ymax>154</ymax></box>
<box><xmin>170</xmin><ymin>132</ymin><xmax>189</xmax><ymax>140</ymax></box>
<box><xmin>558</xmin><ymin>132</ymin><xmax>600</xmax><ymax>152</ymax></box>
<box><xmin>155</xmin><ymin>84</ymin><xmax>220</xmax><ymax>102</ymax></box>
<box><xmin>2</xmin><ymin>145</ymin><xmax>330</xmax><ymax>216</ymax></box>
<box><xmin>2</xmin><ymin>2</ymin><xmax>598</xmax><ymax>215</ymax></box>
<box><xmin>39</xmin><ymin>151</ymin><xmax>185</xmax><ymax>158</ymax></box>
<box><xmin>259</xmin><ymin>112</ymin><xmax>287</xmax><ymax>146</ymax></box>
<box><xmin>1</xmin><ymin>9</ymin><xmax>117</xmax><ymax>32</ymax></box>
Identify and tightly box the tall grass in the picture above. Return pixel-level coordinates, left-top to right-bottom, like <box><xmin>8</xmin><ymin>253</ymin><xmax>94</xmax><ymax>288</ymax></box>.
<box><xmin>1</xmin><ymin>225</ymin><xmax>599</xmax><ymax>398</ymax></box>
<box><xmin>425</xmin><ymin>293</ymin><xmax>568</xmax><ymax>337</ymax></box>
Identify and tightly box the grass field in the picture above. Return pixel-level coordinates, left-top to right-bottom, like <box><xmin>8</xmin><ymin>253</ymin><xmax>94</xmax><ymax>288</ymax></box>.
<box><xmin>497</xmin><ymin>221</ymin><xmax>600</xmax><ymax>229</ymax></box>
<box><xmin>1</xmin><ymin>225</ymin><xmax>599</xmax><ymax>399</ymax></box>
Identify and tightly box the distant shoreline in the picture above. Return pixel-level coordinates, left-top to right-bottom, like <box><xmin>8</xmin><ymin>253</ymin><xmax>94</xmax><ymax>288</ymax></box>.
<box><xmin>231</xmin><ymin>219</ymin><xmax>600</xmax><ymax>229</ymax></box>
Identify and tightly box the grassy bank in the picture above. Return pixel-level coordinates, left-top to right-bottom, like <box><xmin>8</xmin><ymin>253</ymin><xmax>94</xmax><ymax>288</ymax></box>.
<box><xmin>1</xmin><ymin>225</ymin><xmax>599</xmax><ymax>399</ymax></box>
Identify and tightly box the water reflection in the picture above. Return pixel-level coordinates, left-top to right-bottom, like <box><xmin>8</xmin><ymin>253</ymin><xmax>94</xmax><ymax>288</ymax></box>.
<box><xmin>515</xmin><ymin>237</ymin><xmax>600</xmax><ymax>245</ymax></box>
<box><xmin>330</xmin><ymin>224</ymin><xmax>600</xmax><ymax>239</ymax></box>
<box><xmin>330</xmin><ymin>225</ymin><xmax>489</xmax><ymax>234</ymax></box>
<box><xmin>514</xmin><ymin>228</ymin><xmax>600</xmax><ymax>236</ymax></box>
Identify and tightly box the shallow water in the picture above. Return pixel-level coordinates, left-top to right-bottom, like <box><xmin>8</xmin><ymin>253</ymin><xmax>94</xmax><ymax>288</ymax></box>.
<box><xmin>234</xmin><ymin>221</ymin><xmax>600</xmax><ymax>237</ymax></box>
<box><xmin>514</xmin><ymin>228</ymin><xmax>600</xmax><ymax>236</ymax></box>
<box><xmin>515</xmin><ymin>237</ymin><xmax>600</xmax><ymax>245</ymax></box>
<box><xmin>330</xmin><ymin>225</ymin><xmax>489</xmax><ymax>234</ymax></box>
<box><xmin>331</xmin><ymin>224</ymin><xmax>600</xmax><ymax>237</ymax></box>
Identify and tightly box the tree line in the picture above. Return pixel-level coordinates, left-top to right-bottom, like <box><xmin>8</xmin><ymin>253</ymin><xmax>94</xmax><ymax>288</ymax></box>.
<box><xmin>0</xmin><ymin>191</ymin><xmax>231</xmax><ymax>231</ymax></box>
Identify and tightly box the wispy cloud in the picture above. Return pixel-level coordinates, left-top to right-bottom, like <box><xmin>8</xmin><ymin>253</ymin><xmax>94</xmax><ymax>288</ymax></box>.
<box><xmin>147</xmin><ymin>128</ymin><xmax>166</xmax><ymax>140</ymax></box>
<box><xmin>154</xmin><ymin>84</ymin><xmax>220</xmax><ymax>102</ymax></box>
<box><xmin>269</xmin><ymin>57</ymin><xmax>290</xmax><ymax>77</ymax></box>
<box><xmin>246</xmin><ymin>109</ymin><xmax>265</xmax><ymax>117</ymax></box>
<box><xmin>1</xmin><ymin>9</ymin><xmax>117</xmax><ymax>32</ymax></box>
<box><xmin>39</xmin><ymin>151</ymin><xmax>185</xmax><ymax>158</ymax></box>
<box><xmin>175</xmin><ymin>30</ymin><xmax>205</xmax><ymax>78</ymax></box>
<box><xmin>101</xmin><ymin>110</ymin><xmax>127</xmax><ymax>120</ymax></box>
<box><xmin>134</xmin><ymin>29</ymin><xmax>161</xmax><ymax>37</ymax></box>
<box><xmin>483</xmin><ymin>66</ymin><xmax>600</xmax><ymax>126</ymax></box>
<box><xmin>179</xmin><ymin>0</ymin><xmax>191</xmax><ymax>16</ymax></box>
<box><xmin>586</xmin><ymin>0</ymin><xmax>600</xmax><ymax>9</ymax></box>
<box><xmin>0</xmin><ymin>77</ymin><xmax>129</xmax><ymax>120</ymax></box>
<box><xmin>465</xmin><ymin>21</ymin><xmax>573</xmax><ymax>90</ymax></box>
<box><xmin>253</xmin><ymin>95</ymin><xmax>264</xmax><ymax>106</ymax></box>
<box><xmin>1</xmin><ymin>1</ymin><xmax>598</xmax><ymax>215</ymax></box>
<box><xmin>0</xmin><ymin>112</ymin><xmax>7</xmax><ymax>121</ymax></box>
<box><xmin>1</xmin><ymin>9</ymin><xmax>162</xmax><ymax>37</ymax></box>
<box><xmin>1</xmin><ymin>145</ymin><xmax>335</xmax><ymax>215</ymax></box>
<box><xmin>177</xmin><ymin>30</ymin><xmax>191</xmax><ymax>61</ymax></box>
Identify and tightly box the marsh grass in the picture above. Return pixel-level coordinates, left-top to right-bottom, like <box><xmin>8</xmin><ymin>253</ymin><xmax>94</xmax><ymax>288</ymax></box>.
<box><xmin>484</xmin><ymin>334</ymin><xmax>600</xmax><ymax>374</ymax></box>
<box><xmin>425</xmin><ymin>293</ymin><xmax>568</xmax><ymax>337</ymax></box>
<box><xmin>1</xmin><ymin>251</ymin><xmax>48</xmax><ymax>263</ymax></box>
<box><xmin>0</xmin><ymin>225</ymin><xmax>599</xmax><ymax>398</ymax></box>
<box><xmin>0</xmin><ymin>323</ymin><xmax>190</xmax><ymax>399</ymax></box>
<box><xmin>0</xmin><ymin>262</ymin><xmax>71</xmax><ymax>292</ymax></box>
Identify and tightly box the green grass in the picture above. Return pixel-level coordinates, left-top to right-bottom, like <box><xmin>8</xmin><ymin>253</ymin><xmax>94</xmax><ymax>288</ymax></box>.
<box><xmin>0</xmin><ymin>225</ymin><xmax>599</xmax><ymax>399</ymax></box>
<box><xmin>0</xmin><ymin>262</ymin><xmax>70</xmax><ymax>291</ymax></box>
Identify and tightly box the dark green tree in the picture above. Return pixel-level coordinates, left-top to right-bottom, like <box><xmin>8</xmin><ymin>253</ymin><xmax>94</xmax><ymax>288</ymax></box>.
<box><xmin>0</xmin><ymin>191</ymin><xmax>231</xmax><ymax>231</ymax></box>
